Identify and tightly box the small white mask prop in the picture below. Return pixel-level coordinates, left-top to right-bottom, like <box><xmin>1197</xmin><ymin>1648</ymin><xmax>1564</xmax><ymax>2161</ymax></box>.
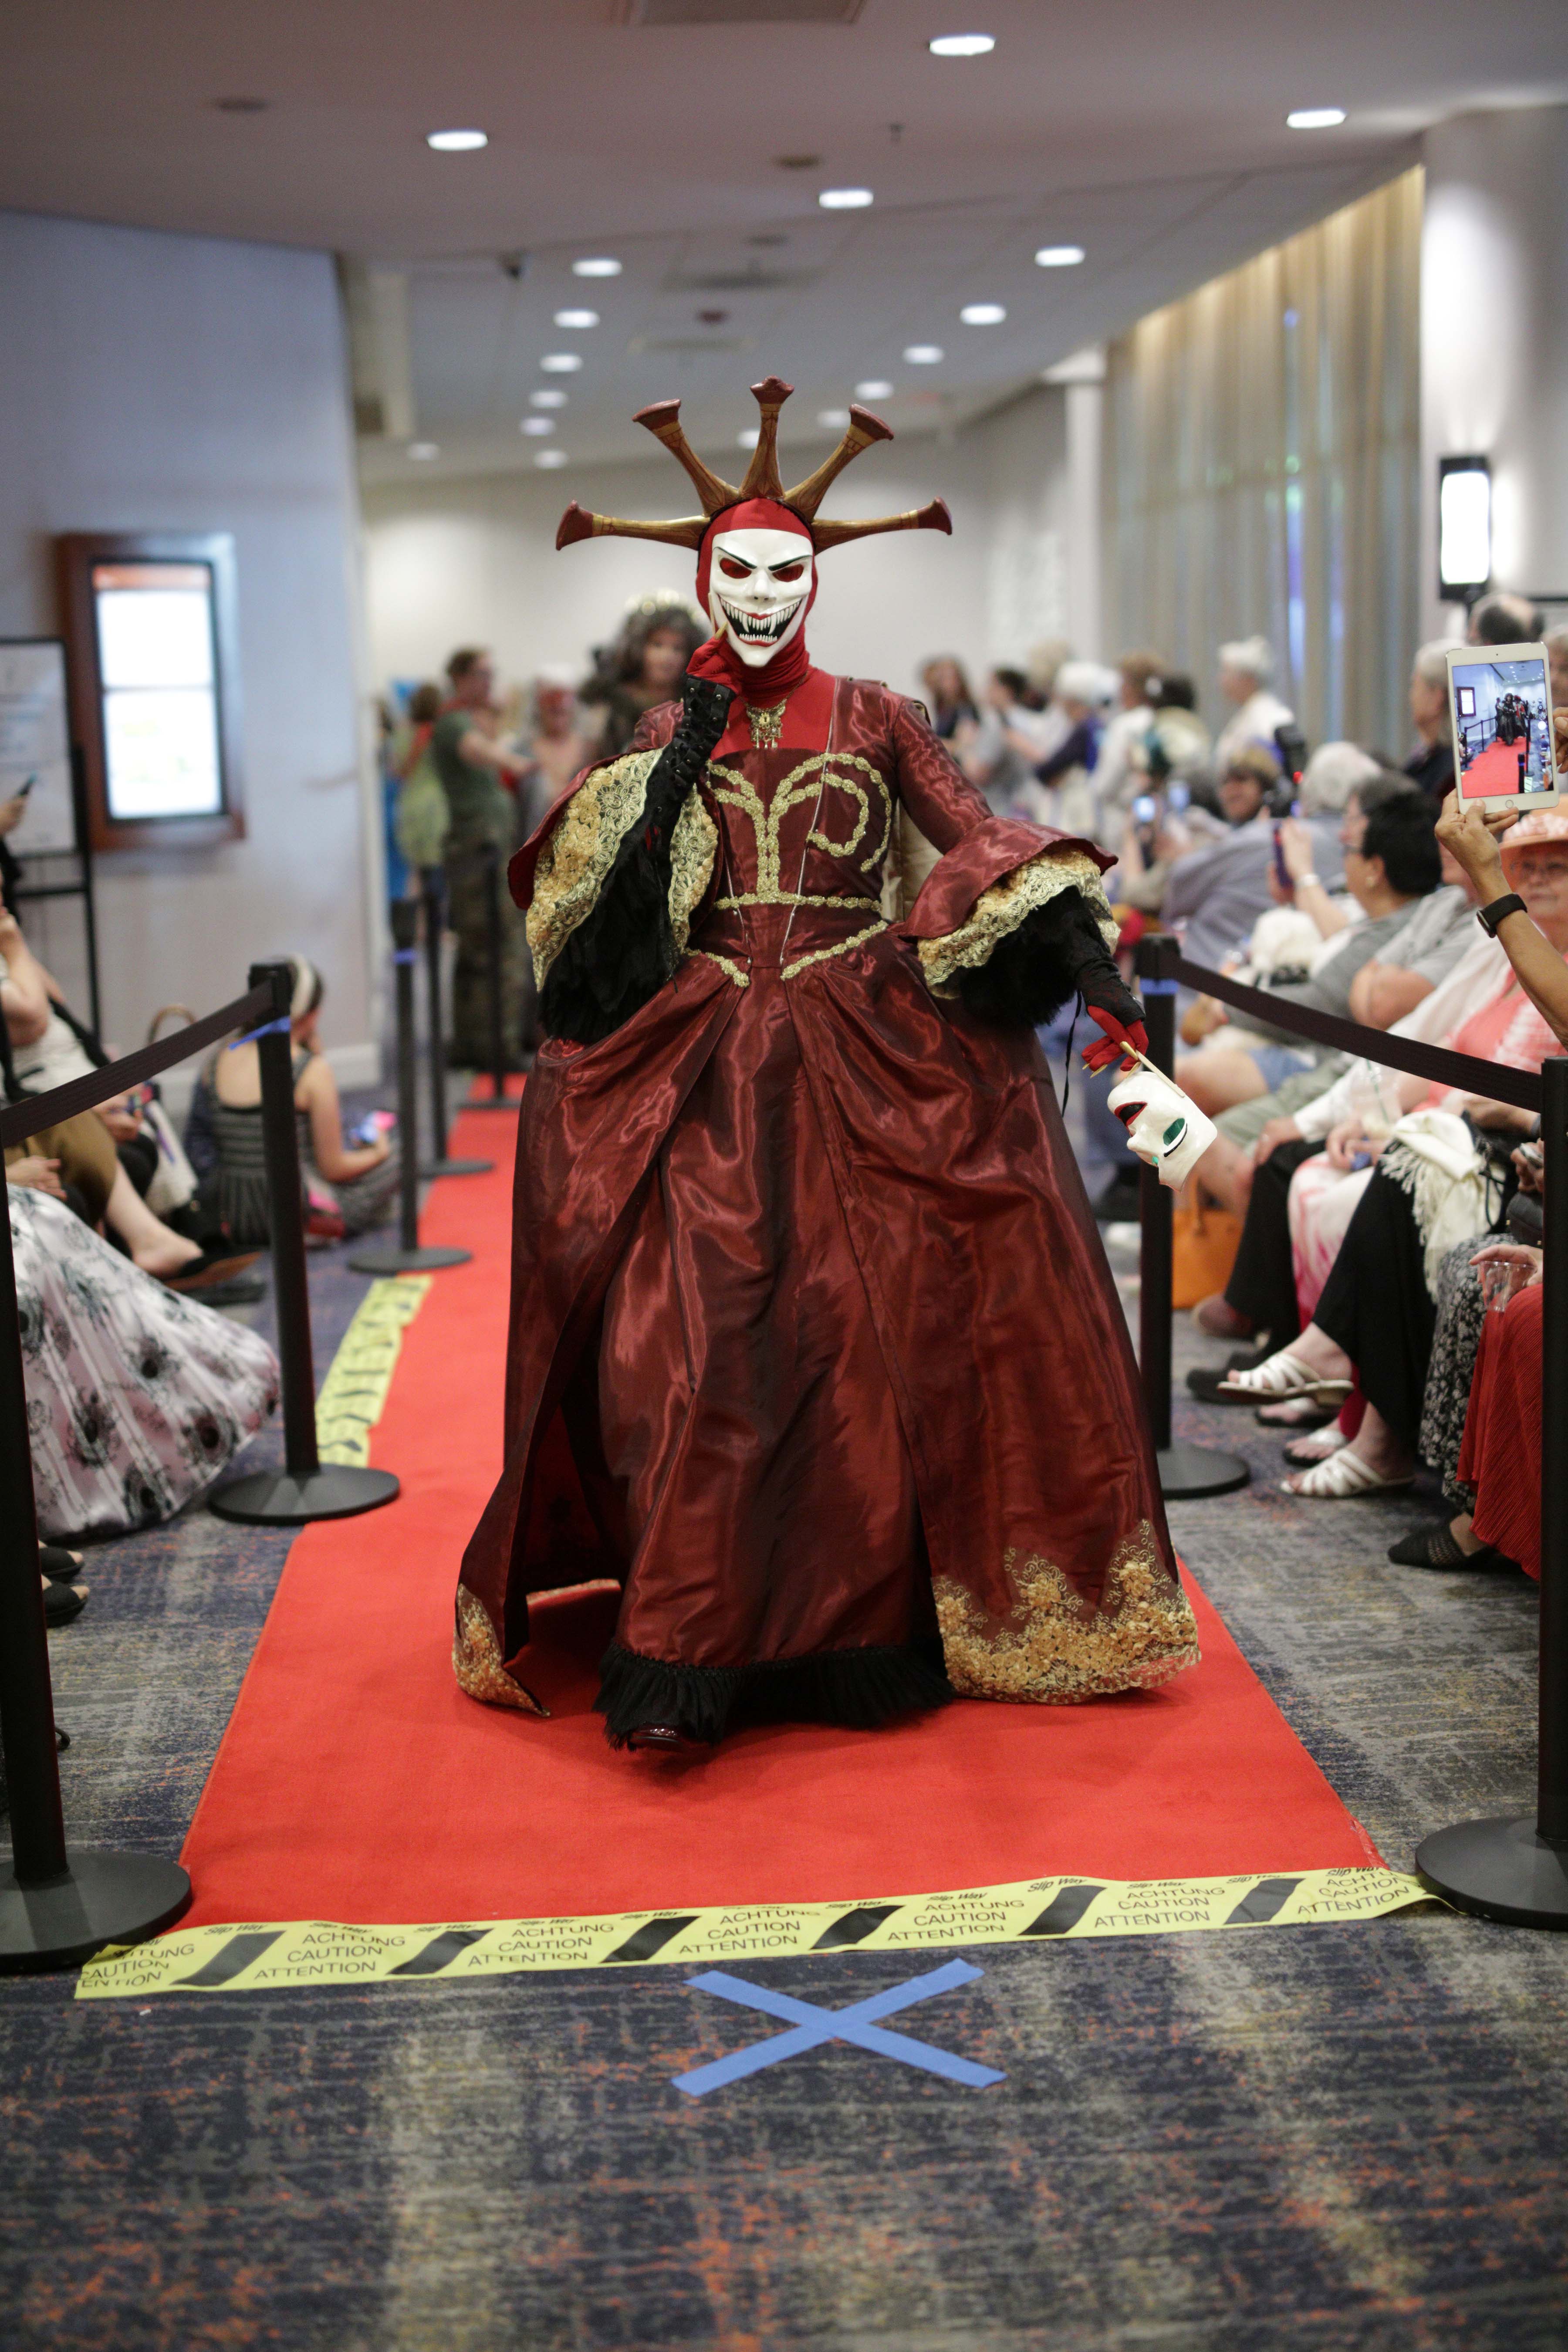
<box><xmin>1107</xmin><ymin>1056</ymin><xmax>1217</xmax><ymax>1190</ymax></box>
<box><xmin>707</xmin><ymin>527</ymin><xmax>814</xmax><ymax>668</ymax></box>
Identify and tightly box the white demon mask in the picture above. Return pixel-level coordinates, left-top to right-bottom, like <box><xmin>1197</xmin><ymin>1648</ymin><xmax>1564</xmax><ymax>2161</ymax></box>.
<box><xmin>706</xmin><ymin>527</ymin><xmax>814</xmax><ymax>668</ymax></box>
<box><xmin>1106</xmin><ymin>1058</ymin><xmax>1217</xmax><ymax>1191</ymax></box>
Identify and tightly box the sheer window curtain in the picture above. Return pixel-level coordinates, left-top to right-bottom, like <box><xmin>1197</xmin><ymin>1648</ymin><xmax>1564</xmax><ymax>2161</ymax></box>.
<box><xmin>1104</xmin><ymin>167</ymin><xmax>1422</xmax><ymax>760</ymax></box>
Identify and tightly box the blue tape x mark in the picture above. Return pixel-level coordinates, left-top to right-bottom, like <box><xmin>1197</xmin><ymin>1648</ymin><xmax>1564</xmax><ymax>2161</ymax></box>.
<box><xmin>672</xmin><ymin>1957</ymin><xmax>1005</xmax><ymax>2098</ymax></box>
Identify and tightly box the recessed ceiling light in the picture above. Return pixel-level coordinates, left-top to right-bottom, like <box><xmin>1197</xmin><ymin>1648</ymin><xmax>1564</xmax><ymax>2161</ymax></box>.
<box><xmin>408</xmin><ymin>442</ymin><xmax>440</xmax><ymax>460</ymax></box>
<box><xmin>817</xmin><ymin>408</ymin><xmax>851</xmax><ymax>429</ymax></box>
<box><xmin>903</xmin><ymin>344</ymin><xmax>943</xmax><ymax>365</ymax></box>
<box><xmin>572</xmin><ymin>256</ymin><xmax>622</xmax><ymax>277</ymax></box>
<box><xmin>426</xmin><ymin>128</ymin><xmax>487</xmax><ymax>152</ymax></box>
<box><xmin>534</xmin><ymin>449</ymin><xmax>568</xmax><ymax>468</ymax></box>
<box><xmin>929</xmin><ymin>33</ymin><xmax>995</xmax><ymax>56</ymax></box>
<box><xmin>540</xmin><ymin>352</ymin><xmax>583</xmax><ymax>372</ymax></box>
<box><xmin>553</xmin><ymin>308</ymin><xmax>599</xmax><ymax>329</ymax></box>
<box><xmin>531</xmin><ymin>389</ymin><xmax>567</xmax><ymax>409</ymax></box>
<box><xmin>520</xmin><ymin>417</ymin><xmax>555</xmax><ymax>436</ymax></box>
<box><xmin>819</xmin><ymin>187</ymin><xmax>874</xmax><ymax>211</ymax></box>
<box><xmin>855</xmin><ymin>378</ymin><xmax>894</xmax><ymax>400</ymax></box>
<box><xmin>1287</xmin><ymin>106</ymin><xmax>1346</xmax><ymax>129</ymax></box>
<box><xmin>737</xmin><ymin>428</ymin><xmax>760</xmax><ymax>449</ymax></box>
<box><xmin>960</xmin><ymin>302</ymin><xmax>1006</xmax><ymax>325</ymax></box>
<box><xmin>1034</xmin><ymin>244</ymin><xmax>1085</xmax><ymax>268</ymax></box>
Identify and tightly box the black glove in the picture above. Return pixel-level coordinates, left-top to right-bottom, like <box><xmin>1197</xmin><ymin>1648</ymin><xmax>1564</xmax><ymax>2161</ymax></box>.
<box><xmin>953</xmin><ymin>888</ymin><xmax>1142</xmax><ymax>1036</ymax></box>
<box><xmin>539</xmin><ymin>671</ymin><xmax>733</xmax><ymax>1045</ymax></box>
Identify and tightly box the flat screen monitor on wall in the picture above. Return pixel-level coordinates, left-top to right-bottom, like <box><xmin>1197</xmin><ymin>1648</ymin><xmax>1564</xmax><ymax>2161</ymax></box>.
<box><xmin>57</xmin><ymin>531</ymin><xmax>245</xmax><ymax>851</ymax></box>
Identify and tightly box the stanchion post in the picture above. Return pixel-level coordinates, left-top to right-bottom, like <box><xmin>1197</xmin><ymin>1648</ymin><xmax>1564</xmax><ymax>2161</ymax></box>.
<box><xmin>418</xmin><ymin>869</ymin><xmax>490</xmax><ymax>1179</ymax></box>
<box><xmin>486</xmin><ymin>839</ymin><xmax>507</xmax><ymax>1105</ymax></box>
<box><xmin>346</xmin><ymin>904</ymin><xmax>471</xmax><ymax>1276</ymax></box>
<box><xmin>1416</xmin><ymin>1053</ymin><xmax>1568</xmax><ymax>1926</ymax></box>
<box><xmin>1</xmin><ymin>1143</ymin><xmax>189</xmax><ymax>1967</ymax></box>
<box><xmin>1132</xmin><ymin>936</ymin><xmax>1249</xmax><ymax>1502</ymax></box>
<box><xmin>211</xmin><ymin>962</ymin><xmax>402</xmax><ymax>1524</ymax></box>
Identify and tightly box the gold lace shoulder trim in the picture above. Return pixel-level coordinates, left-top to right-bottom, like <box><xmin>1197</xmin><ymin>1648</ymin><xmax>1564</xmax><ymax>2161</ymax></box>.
<box><xmin>526</xmin><ymin>750</ymin><xmax>660</xmax><ymax>987</ymax></box>
<box><xmin>917</xmin><ymin>845</ymin><xmax>1117</xmax><ymax>997</ymax></box>
<box><xmin>453</xmin><ymin>1586</ymin><xmax>547</xmax><ymax>1715</ymax></box>
<box><xmin>669</xmin><ymin>792</ymin><xmax>718</xmax><ymax>961</ymax></box>
<box><xmin>933</xmin><ymin>1528</ymin><xmax>1199</xmax><ymax>1703</ymax></box>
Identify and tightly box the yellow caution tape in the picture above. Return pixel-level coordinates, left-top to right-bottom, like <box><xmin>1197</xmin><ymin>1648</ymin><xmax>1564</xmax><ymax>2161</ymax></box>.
<box><xmin>313</xmin><ymin>1276</ymin><xmax>430</xmax><ymax>1467</ymax></box>
<box><xmin>76</xmin><ymin>1867</ymin><xmax>1434</xmax><ymax>1999</ymax></box>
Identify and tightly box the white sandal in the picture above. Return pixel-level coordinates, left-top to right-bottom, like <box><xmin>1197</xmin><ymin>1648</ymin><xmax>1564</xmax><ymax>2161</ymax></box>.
<box><xmin>1219</xmin><ymin>1348</ymin><xmax>1352</xmax><ymax>1405</ymax></box>
<box><xmin>1281</xmin><ymin>1447</ymin><xmax>1414</xmax><ymax>1499</ymax></box>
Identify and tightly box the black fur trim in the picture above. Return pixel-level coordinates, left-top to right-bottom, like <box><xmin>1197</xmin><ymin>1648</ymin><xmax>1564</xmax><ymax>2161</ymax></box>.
<box><xmin>595</xmin><ymin>1638</ymin><xmax>954</xmax><ymax>1749</ymax></box>
<box><xmin>951</xmin><ymin>889</ymin><xmax>1141</xmax><ymax>1032</ymax></box>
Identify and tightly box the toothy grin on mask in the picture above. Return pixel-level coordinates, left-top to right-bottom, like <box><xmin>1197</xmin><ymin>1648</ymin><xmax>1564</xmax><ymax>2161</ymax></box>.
<box><xmin>715</xmin><ymin>591</ymin><xmax>807</xmax><ymax>645</ymax></box>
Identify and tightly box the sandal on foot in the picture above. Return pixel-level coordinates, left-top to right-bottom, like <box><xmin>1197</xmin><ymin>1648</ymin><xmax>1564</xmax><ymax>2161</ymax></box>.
<box><xmin>1283</xmin><ymin>1431</ymin><xmax>1342</xmax><ymax>1467</ymax></box>
<box><xmin>1388</xmin><ymin>1520</ymin><xmax>1517</xmax><ymax>1571</ymax></box>
<box><xmin>1282</xmin><ymin>1448</ymin><xmax>1413</xmax><ymax>1499</ymax></box>
<box><xmin>1257</xmin><ymin>1397</ymin><xmax>1335</xmax><ymax>1429</ymax></box>
<box><xmin>1221</xmin><ymin>1349</ymin><xmax>1352</xmax><ymax>1404</ymax></box>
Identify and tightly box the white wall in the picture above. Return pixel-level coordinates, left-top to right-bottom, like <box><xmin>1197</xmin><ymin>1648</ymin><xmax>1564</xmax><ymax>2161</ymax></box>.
<box><xmin>0</xmin><ymin>210</ymin><xmax>377</xmax><ymax>1070</ymax></box>
<box><xmin>361</xmin><ymin>385</ymin><xmax>1081</xmax><ymax>706</ymax></box>
<box><xmin>1420</xmin><ymin>107</ymin><xmax>1568</xmax><ymax>640</ymax></box>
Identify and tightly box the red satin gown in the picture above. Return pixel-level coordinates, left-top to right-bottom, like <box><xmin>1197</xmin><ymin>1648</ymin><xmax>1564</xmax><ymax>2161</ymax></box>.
<box><xmin>454</xmin><ymin>666</ymin><xmax>1197</xmax><ymax>1736</ymax></box>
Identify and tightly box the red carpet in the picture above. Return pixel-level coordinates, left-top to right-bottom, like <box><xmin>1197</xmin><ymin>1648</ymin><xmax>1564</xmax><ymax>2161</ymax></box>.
<box><xmin>179</xmin><ymin>1111</ymin><xmax>1379</xmax><ymax>1929</ymax></box>
<box><xmin>1460</xmin><ymin>736</ymin><xmax>1532</xmax><ymax>799</ymax></box>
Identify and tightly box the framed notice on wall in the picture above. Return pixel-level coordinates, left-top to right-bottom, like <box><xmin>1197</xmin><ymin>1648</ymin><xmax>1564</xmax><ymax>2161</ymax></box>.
<box><xmin>0</xmin><ymin>638</ymin><xmax>77</xmax><ymax>856</ymax></box>
<box><xmin>57</xmin><ymin>531</ymin><xmax>245</xmax><ymax>852</ymax></box>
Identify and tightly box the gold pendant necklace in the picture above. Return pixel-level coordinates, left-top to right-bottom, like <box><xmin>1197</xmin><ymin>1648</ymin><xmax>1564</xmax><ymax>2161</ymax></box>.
<box><xmin>747</xmin><ymin>698</ymin><xmax>787</xmax><ymax>752</ymax></box>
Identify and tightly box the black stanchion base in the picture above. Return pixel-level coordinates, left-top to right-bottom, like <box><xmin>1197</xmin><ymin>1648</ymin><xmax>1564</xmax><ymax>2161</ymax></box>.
<box><xmin>0</xmin><ymin>1848</ymin><xmax>191</xmax><ymax>1973</ymax></box>
<box><xmin>1157</xmin><ymin>1442</ymin><xmax>1251</xmax><ymax>1500</ymax></box>
<box><xmin>1416</xmin><ymin>1815</ymin><xmax>1568</xmax><ymax>1930</ymax></box>
<box><xmin>419</xmin><ymin>1156</ymin><xmax>493</xmax><ymax>1179</ymax></box>
<box><xmin>346</xmin><ymin>1242</ymin><xmax>472</xmax><ymax>1275</ymax></box>
<box><xmin>210</xmin><ymin>1464</ymin><xmax>401</xmax><ymax>1525</ymax></box>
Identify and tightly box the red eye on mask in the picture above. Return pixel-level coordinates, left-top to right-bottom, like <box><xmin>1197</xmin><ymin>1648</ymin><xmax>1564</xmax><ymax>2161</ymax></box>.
<box><xmin>772</xmin><ymin>561</ymin><xmax>806</xmax><ymax>581</ymax></box>
<box><xmin>718</xmin><ymin>557</ymin><xmax>752</xmax><ymax>579</ymax></box>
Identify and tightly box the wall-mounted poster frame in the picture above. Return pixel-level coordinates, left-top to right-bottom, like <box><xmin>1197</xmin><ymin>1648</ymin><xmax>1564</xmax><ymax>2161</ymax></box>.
<box><xmin>0</xmin><ymin>635</ymin><xmax>101</xmax><ymax>1031</ymax></box>
<box><xmin>57</xmin><ymin>530</ymin><xmax>246</xmax><ymax>853</ymax></box>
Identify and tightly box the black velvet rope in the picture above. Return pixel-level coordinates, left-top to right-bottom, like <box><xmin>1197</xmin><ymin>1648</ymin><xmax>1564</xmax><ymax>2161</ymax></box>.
<box><xmin>1168</xmin><ymin>951</ymin><xmax>1545</xmax><ymax>1115</ymax></box>
<box><xmin>0</xmin><ymin>980</ymin><xmax>274</xmax><ymax>1152</ymax></box>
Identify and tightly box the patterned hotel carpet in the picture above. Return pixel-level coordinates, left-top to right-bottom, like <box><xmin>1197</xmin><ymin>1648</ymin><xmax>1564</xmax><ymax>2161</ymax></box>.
<box><xmin>2</xmin><ymin>1091</ymin><xmax>1567</xmax><ymax>2351</ymax></box>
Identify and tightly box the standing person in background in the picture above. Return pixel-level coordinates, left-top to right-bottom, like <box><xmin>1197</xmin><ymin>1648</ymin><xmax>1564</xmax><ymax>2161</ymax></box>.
<box><xmin>433</xmin><ymin>648</ymin><xmax>532</xmax><ymax>1070</ymax></box>
<box><xmin>1021</xmin><ymin>660</ymin><xmax>1113</xmax><ymax>838</ymax></box>
<box><xmin>1091</xmin><ymin>650</ymin><xmax>1166</xmax><ymax>842</ymax></box>
<box><xmin>917</xmin><ymin>656</ymin><xmax>977</xmax><ymax>740</ymax></box>
<box><xmin>519</xmin><ymin>668</ymin><xmax>594</xmax><ymax>836</ymax></box>
<box><xmin>581</xmin><ymin>597</ymin><xmax>706</xmax><ymax>763</ymax></box>
<box><xmin>1404</xmin><ymin>640</ymin><xmax>1462</xmax><ymax>806</ymax></box>
<box><xmin>1212</xmin><ymin>637</ymin><xmax>1294</xmax><ymax>771</ymax></box>
<box><xmin>1466</xmin><ymin>592</ymin><xmax>1544</xmax><ymax>647</ymax></box>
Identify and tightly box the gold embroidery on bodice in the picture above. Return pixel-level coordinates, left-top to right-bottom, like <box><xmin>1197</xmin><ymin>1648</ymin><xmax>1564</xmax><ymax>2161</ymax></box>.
<box><xmin>704</xmin><ymin>750</ymin><xmax>892</xmax><ymax>910</ymax></box>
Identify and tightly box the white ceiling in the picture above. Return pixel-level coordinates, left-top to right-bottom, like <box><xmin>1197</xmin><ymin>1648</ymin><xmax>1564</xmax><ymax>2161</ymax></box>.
<box><xmin>3</xmin><ymin>0</ymin><xmax>1565</xmax><ymax>480</ymax></box>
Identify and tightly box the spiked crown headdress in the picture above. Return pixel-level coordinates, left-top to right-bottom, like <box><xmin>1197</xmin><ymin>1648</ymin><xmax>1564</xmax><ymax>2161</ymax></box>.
<box><xmin>555</xmin><ymin>376</ymin><xmax>951</xmax><ymax>555</ymax></box>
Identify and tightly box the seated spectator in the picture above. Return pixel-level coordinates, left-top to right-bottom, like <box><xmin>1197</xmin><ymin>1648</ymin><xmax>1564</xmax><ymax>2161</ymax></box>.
<box><xmin>0</xmin><ymin>908</ymin><xmax>243</xmax><ymax>1287</ymax></box>
<box><xmin>1018</xmin><ymin>661</ymin><xmax>1115</xmax><ymax>838</ymax></box>
<box><xmin>1450</xmin><ymin>1255</ymin><xmax>1544</xmax><ymax>1578</ymax></box>
<box><xmin>1212</xmin><ymin>637</ymin><xmax>1294</xmax><ymax>771</ymax></box>
<box><xmin>1175</xmin><ymin>794</ymin><xmax>1443</xmax><ymax>1116</ymax></box>
<box><xmin>1159</xmin><ymin>747</ymin><xmax>1343</xmax><ymax>977</ymax></box>
<box><xmin>918</xmin><ymin>657</ymin><xmax>977</xmax><ymax>741</ymax></box>
<box><xmin>7</xmin><ymin>1171</ymin><xmax>278</xmax><ymax>1539</ymax></box>
<box><xmin>1091</xmin><ymin>650</ymin><xmax>1166</xmax><ymax>840</ymax></box>
<box><xmin>1550</xmin><ymin>624</ymin><xmax>1568</xmax><ymax>713</ymax></box>
<box><xmin>1220</xmin><ymin>797</ymin><xmax>1568</xmax><ymax>1496</ymax></box>
<box><xmin>962</xmin><ymin>669</ymin><xmax>1048</xmax><ymax>815</ymax></box>
<box><xmin>196</xmin><ymin>958</ymin><xmax>398</xmax><ymax>1247</ymax></box>
<box><xmin>1404</xmin><ymin>639</ymin><xmax>1462</xmax><ymax>807</ymax></box>
<box><xmin>1466</xmin><ymin>592</ymin><xmax>1545</xmax><ymax>647</ymax></box>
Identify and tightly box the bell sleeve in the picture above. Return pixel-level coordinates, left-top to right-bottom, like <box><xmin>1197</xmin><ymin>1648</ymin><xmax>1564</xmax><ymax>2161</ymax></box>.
<box><xmin>514</xmin><ymin>680</ymin><xmax>730</xmax><ymax>1044</ymax></box>
<box><xmin>888</xmin><ymin>694</ymin><xmax>1130</xmax><ymax>1027</ymax></box>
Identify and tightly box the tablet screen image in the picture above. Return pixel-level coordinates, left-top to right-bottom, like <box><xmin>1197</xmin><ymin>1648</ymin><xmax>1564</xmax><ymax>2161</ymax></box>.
<box><xmin>1451</xmin><ymin>651</ymin><xmax>1555</xmax><ymax>802</ymax></box>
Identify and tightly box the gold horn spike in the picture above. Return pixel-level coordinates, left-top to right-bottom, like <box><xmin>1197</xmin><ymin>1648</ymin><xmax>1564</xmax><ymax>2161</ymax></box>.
<box><xmin>632</xmin><ymin>401</ymin><xmax>739</xmax><ymax>517</ymax></box>
<box><xmin>810</xmin><ymin>497</ymin><xmax>953</xmax><ymax>552</ymax></box>
<box><xmin>783</xmin><ymin>403</ymin><xmax>895</xmax><ymax>523</ymax></box>
<box><xmin>555</xmin><ymin>503</ymin><xmax>708</xmax><ymax>553</ymax></box>
<box><xmin>736</xmin><ymin>376</ymin><xmax>793</xmax><ymax>501</ymax></box>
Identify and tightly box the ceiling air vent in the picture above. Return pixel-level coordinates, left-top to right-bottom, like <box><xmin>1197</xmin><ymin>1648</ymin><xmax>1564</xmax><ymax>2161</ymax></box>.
<box><xmin>616</xmin><ymin>0</ymin><xmax>863</xmax><ymax>24</ymax></box>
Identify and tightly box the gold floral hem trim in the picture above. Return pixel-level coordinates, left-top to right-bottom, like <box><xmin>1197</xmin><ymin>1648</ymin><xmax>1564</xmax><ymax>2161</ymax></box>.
<box><xmin>933</xmin><ymin>1529</ymin><xmax>1200</xmax><ymax>1703</ymax></box>
<box><xmin>453</xmin><ymin>1587</ymin><xmax>547</xmax><ymax>1715</ymax></box>
<box><xmin>917</xmin><ymin>846</ymin><xmax>1117</xmax><ymax>997</ymax></box>
<box><xmin>526</xmin><ymin>750</ymin><xmax>660</xmax><ymax>988</ymax></box>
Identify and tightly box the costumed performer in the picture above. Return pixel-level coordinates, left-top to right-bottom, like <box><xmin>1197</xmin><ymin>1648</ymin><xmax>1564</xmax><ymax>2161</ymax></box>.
<box><xmin>454</xmin><ymin>377</ymin><xmax>1198</xmax><ymax>1754</ymax></box>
